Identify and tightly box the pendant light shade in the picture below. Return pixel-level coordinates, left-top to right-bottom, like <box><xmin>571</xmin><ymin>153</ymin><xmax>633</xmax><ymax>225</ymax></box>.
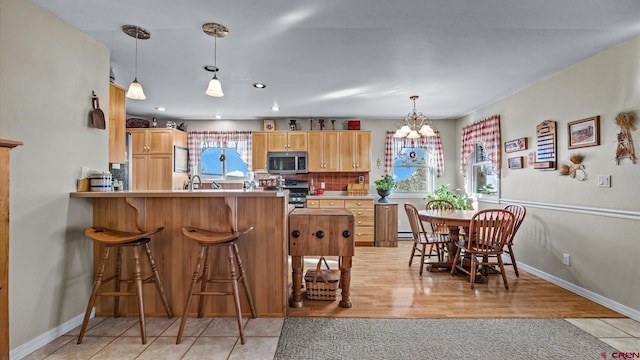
<box><xmin>122</xmin><ymin>25</ymin><xmax>150</xmax><ymax>100</ymax></box>
<box><xmin>206</xmin><ymin>75</ymin><xmax>224</xmax><ymax>97</ymax></box>
<box><xmin>126</xmin><ymin>78</ymin><xmax>146</xmax><ymax>100</ymax></box>
<box><xmin>202</xmin><ymin>23</ymin><xmax>228</xmax><ymax>97</ymax></box>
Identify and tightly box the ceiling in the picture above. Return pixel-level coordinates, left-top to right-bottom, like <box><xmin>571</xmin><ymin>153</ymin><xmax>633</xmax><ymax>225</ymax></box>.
<box><xmin>32</xmin><ymin>0</ymin><xmax>640</xmax><ymax>121</ymax></box>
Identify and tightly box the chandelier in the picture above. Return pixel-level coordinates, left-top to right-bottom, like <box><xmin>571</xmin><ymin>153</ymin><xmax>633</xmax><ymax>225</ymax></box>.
<box><xmin>394</xmin><ymin>95</ymin><xmax>435</xmax><ymax>138</ymax></box>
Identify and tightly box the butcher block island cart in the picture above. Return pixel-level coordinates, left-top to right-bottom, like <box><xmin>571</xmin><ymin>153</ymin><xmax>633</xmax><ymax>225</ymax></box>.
<box><xmin>69</xmin><ymin>190</ymin><xmax>289</xmax><ymax>318</ymax></box>
<box><xmin>288</xmin><ymin>208</ymin><xmax>355</xmax><ymax>308</ymax></box>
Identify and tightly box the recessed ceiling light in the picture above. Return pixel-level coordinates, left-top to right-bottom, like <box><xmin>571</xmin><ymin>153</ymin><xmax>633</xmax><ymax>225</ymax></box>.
<box><xmin>155</xmin><ymin>107</ymin><xmax>166</xmax><ymax>111</ymax></box>
<box><xmin>253</xmin><ymin>83</ymin><xmax>266</xmax><ymax>89</ymax></box>
<box><xmin>271</xmin><ymin>105</ymin><xmax>280</xmax><ymax>111</ymax></box>
<box><xmin>215</xmin><ymin>115</ymin><xmax>222</xmax><ymax>119</ymax></box>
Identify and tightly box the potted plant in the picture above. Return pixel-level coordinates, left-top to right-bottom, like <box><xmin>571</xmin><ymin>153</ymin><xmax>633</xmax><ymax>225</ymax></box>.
<box><xmin>374</xmin><ymin>173</ymin><xmax>395</xmax><ymax>203</ymax></box>
<box><xmin>425</xmin><ymin>184</ymin><xmax>473</xmax><ymax>210</ymax></box>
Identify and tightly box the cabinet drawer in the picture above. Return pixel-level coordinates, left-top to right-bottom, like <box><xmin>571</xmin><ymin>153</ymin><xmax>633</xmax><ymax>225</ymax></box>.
<box><xmin>318</xmin><ymin>199</ymin><xmax>345</xmax><ymax>208</ymax></box>
<box><xmin>345</xmin><ymin>199</ymin><xmax>374</xmax><ymax>209</ymax></box>
<box><xmin>306</xmin><ymin>199</ymin><xmax>320</xmax><ymax>208</ymax></box>
<box><xmin>349</xmin><ymin>209</ymin><xmax>374</xmax><ymax>226</ymax></box>
<box><xmin>353</xmin><ymin>227</ymin><xmax>374</xmax><ymax>243</ymax></box>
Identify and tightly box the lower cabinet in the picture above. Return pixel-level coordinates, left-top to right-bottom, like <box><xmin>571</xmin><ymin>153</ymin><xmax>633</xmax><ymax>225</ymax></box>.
<box><xmin>374</xmin><ymin>203</ymin><xmax>398</xmax><ymax>247</ymax></box>
<box><xmin>306</xmin><ymin>197</ymin><xmax>375</xmax><ymax>246</ymax></box>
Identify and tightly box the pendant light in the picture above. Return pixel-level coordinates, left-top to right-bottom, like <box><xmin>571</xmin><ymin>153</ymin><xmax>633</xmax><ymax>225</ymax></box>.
<box><xmin>202</xmin><ymin>23</ymin><xmax>229</xmax><ymax>97</ymax></box>
<box><xmin>122</xmin><ymin>25</ymin><xmax>150</xmax><ymax>100</ymax></box>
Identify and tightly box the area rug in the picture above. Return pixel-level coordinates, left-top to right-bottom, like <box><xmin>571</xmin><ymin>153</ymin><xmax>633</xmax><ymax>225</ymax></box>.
<box><xmin>274</xmin><ymin>318</ymin><xmax>617</xmax><ymax>360</ymax></box>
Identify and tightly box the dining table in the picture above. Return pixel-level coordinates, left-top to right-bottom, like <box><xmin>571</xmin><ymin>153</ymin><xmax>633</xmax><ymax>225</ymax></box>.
<box><xmin>418</xmin><ymin>209</ymin><xmax>478</xmax><ymax>272</ymax></box>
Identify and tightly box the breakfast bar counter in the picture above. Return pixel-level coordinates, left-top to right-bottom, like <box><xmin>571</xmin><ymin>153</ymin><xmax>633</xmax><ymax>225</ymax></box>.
<box><xmin>70</xmin><ymin>190</ymin><xmax>289</xmax><ymax>318</ymax></box>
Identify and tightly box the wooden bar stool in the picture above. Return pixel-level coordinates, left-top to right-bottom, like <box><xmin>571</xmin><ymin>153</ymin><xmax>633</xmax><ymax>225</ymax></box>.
<box><xmin>78</xmin><ymin>227</ymin><xmax>172</xmax><ymax>344</ymax></box>
<box><xmin>176</xmin><ymin>226</ymin><xmax>257</xmax><ymax>345</ymax></box>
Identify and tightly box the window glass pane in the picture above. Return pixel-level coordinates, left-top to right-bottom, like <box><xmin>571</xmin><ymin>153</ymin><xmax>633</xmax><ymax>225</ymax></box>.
<box><xmin>392</xmin><ymin>147</ymin><xmax>433</xmax><ymax>192</ymax></box>
<box><xmin>224</xmin><ymin>147</ymin><xmax>248</xmax><ymax>178</ymax></box>
<box><xmin>200</xmin><ymin>147</ymin><xmax>222</xmax><ymax>175</ymax></box>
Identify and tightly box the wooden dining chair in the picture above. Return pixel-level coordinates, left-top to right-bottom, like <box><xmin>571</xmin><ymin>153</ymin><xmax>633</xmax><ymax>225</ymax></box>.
<box><xmin>425</xmin><ymin>199</ymin><xmax>455</xmax><ymax>258</ymax></box>
<box><xmin>501</xmin><ymin>204</ymin><xmax>527</xmax><ymax>277</ymax></box>
<box><xmin>450</xmin><ymin>209</ymin><xmax>514</xmax><ymax>290</ymax></box>
<box><xmin>404</xmin><ymin>203</ymin><xmax>450</xmax><ymax>275</ymax></box>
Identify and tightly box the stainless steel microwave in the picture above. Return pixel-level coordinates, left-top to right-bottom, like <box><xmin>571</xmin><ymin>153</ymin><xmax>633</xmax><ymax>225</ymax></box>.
<box><xmin>267</xmin><ymin>151</ymin><xmax>308</xmax><ymax>174</ymax></box>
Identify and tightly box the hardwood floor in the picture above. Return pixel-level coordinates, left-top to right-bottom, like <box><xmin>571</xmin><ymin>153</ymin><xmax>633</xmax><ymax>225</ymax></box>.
<box><xmin>286</xmin><ymin>241</ymin><xmax>623</xmax><ymax>319</ymax></box>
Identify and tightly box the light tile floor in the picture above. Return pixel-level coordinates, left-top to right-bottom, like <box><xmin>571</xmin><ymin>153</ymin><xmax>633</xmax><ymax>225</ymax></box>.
<box><xmin>21</xmin><ymin>316</ymin><xmax>283</xmax><ymax>360</ymax></box>
<box><xmin>20</xmin><ymin>316</ymin><xmax>639</xmax><ymax>359</ymax></box>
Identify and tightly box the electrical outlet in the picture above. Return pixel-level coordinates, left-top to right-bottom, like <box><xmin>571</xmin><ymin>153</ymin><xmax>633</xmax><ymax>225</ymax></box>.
<box><xmin>563</xmin><ymin>253</ymin><xmax>570</xmax><ymax>266</ymax></box>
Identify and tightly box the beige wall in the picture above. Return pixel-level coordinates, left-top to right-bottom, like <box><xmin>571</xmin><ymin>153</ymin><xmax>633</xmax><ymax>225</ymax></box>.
<box><xmin>457</xmin><ymin>36</ymin><xmax>640</xmax><ymax>313</ymax></box>
<box><xmin>0</xmin><ymin>0</ymin><xmax>109</xmax><ymax>351</ymax></box>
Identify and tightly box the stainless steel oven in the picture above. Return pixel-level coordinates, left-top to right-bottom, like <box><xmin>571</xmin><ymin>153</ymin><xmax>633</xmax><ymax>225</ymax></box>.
<box><xmin>283</xmin><ymin>180</ymin><xmax>309</xmax><ymax>208</ymax></box>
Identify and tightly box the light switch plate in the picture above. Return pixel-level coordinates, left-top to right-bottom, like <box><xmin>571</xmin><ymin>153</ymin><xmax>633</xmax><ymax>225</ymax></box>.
<box><xmin>597</xmin><ymin>175</ymin><xmax>611</xmax><ymax>188</ymax></box>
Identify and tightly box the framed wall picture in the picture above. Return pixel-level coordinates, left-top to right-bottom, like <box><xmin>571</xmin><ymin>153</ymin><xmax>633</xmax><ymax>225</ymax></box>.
<box><xmin>263</xmin><ymin>119</ymin><xmax>275</xmax><ymax>131</ymax></box>
<box><xmin>504</xmin><ymin>137</ymin><xmax>528</xmax><ymax>153</ymax></box>
<box><xmin>174</xmin><ymin>146</ymin><xmax>188</xmax><ymax>173</ymax></box>
<box><xmin>508</xmin><ymin>156</ymin><xmax>523</xmax><ymax>169</ymax></box>
<box><xmin>568</xmin><ymin>116</ymin><xmax>600</xmax><ymax>149</ymax></box>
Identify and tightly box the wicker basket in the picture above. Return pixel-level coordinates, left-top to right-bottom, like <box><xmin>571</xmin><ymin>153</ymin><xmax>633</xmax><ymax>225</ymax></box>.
<box><xmin>304</xmin><ymin>257</ymin><xmax>340</xmax><ymax>301</ymax></box>
<box><xmin>347</xmin><ymin>183</ymin><xmax>368</xmax><ymax>196</ymax></box>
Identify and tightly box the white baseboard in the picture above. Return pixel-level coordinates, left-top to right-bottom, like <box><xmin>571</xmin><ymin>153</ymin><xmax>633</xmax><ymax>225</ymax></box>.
<box><xmin>517</xmin><ymin>263</ymin><xmax>640</xmax><ymax>321</ymax></box>
<box><xmin>10</xmin><ymin>309</ymin><xmax>93</xmax><ymax>360</ymax></box>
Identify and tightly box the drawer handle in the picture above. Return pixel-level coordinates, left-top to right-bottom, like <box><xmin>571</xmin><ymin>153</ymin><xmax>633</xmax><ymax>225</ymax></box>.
<box><xmin>357</xmin><ymin>202</ymin><xmax>363</xmax><ymax>206</ymax></box>
<box><xmin>357</xmin><ymin>211</ymin><xmax>363</xmax><ymax>215</ymax></box>
<box><xmin>329</xmin><ymin>202</ymin><xmax>335</xmax><ymax>205</ymax></box>
<box><xmin>356</xmin><ymin>233</ymin><xmax>363</xmax><ymax>236</ymax></box>
<box><xmin>358</xmin><ymin>220</ymin><xmax>362</xmax><ymax>224</ymax></box>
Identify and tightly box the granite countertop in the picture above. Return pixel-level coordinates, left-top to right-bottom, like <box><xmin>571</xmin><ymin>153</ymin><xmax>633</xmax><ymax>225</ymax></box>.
<box><xmin>307</xmin><ymin>192</ymin><xmax>375</xmax><ymax>200</ymax></box>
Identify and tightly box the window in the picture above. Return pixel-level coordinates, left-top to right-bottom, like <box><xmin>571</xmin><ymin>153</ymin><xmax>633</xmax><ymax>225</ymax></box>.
<box><xmin>187</xmin><ymin>131</ymin><xmax>252</xmax><ymax>180</ymax></box>
<box><xmin>467</xmin><ymin>143</ymin><xmax>499</xmax><ymax>198</ymax></box>
<box><xmin>384</xmin><ymin>131</ymin><xmax>444</xmax><ymax>194</ymax></box>
<box><xmin>392</xmin><ymin>147</ymin><xmax>436</xmax><ymax>193</ymax></box>
<box><xmin>200</xmin><ymin>146</ymin><xmax>248</xmax><ymax>178</ymax></box>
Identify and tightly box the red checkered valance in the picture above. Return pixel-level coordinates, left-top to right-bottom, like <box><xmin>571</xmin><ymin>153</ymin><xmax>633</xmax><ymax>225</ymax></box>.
<box><xmin>187</xmin><ymin>131</ymin><xmax>252</xmax><ymax>174</ymax></box>
<box><xmin>460</xmin><ymin>114</ymin><xmax>501</xmax><ymax>176</ymax></box>
<box><xmin>384</xmin><ymin>130</ymin><xmax>445</xmax><ymax>177</ymax></box>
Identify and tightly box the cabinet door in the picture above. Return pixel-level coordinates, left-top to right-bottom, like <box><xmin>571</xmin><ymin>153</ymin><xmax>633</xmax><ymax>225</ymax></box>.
<box><xmin>129</xmin><ymin>130</ymin><xmax>148</xmax><ymax>155</ymax></box>
<box><xmin>323</xmin><ymin>132</ymin><xmax>340</xmax><ymax>172</ymax></box>
<box><xmin>288</xmin><ymin>132</ymin><xmax>308</xmax><ymax>151</ymax></box>
<box><xmin>108</xmin><ymin>83</ymin><xmax>126</xmax><ymax>163</ymax></box>
<box><xmin>267</xmin><ymin>132</ymin><xmax>288</xmax><ymax>151</ymax></box>
<box><xmin>338</xmin><ymin>132</ymin><xmax>356</xmax><ymax>171</ymax></box>
<box><xmin>252</xmin><ymin>132</ymin><xmax>268</xmax><ymax>171</ymax></box>
<box><xmin>131</xmin><ymin>154</ymin><xmax>148</xmax><ymax>190</ymax></box>
<box><xmin>354</xmin><ymin>132</ymin><xmax>371</xmax><ymax>171</ymax></box>
<box><xmin>307</xmin><ymin>132</ymin><xmax>324</xmax><ymax>172</ymax></box>
<box><xmin>147</xmin><ymin>154</ymin><xmax>172</xmax><ymax>190</ymax></box>
<box><xmin>148</xmin><ymin>130</ymin><xmax>173</xmax><ymax>154</ymax></box>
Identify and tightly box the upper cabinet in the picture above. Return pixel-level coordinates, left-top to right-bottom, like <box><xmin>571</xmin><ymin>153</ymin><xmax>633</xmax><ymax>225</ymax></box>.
<box><xmin>267</xmin><ymin>131</ymin><xmax>308</xmax><ymax>152</ymax></box>
<box><xmin>108</xmin><ymin>83</ymin><xmax>126</xmax><ymax>163</ymax></box>
<box><xmin>308</xmin><ymin>131</ymin><xmax>340</xmax><ymax>172</ymax></box>
<box><xmin>252</xmin><ymin>132</ymin><xmax>268</xmax><ymax>172</ymax></box>
<box><xmin>129</xmin><ymin>128</ymin><xmax>175</xmax><ymax>155</ymax></box>
<box><xmin>339</xmin><ymin>131</ymin><xmax>371</xmax><ymax>172</ymax></box>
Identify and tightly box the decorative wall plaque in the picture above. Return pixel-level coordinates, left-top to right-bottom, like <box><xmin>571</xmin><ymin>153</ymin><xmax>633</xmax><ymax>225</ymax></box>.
<box><xmin>535</xmin><ymin>120</ymin><xmax>557</xmax><ymax>170</ymax></box>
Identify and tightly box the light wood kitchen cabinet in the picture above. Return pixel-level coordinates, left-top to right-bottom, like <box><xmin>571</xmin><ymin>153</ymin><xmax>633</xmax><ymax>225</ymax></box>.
<box><xmin>306</xmin><ymin>197</ymin><xmax>375</xmax><ymax>246</ymax></box>
<box><xmin>307</xmin><ymin>131</ymin><xmax>340</xmax><ymax>172</ymax></box>
<box><xmin>267</xmin><ymin>131</ymin><xmax>307</xmax><ymax>151</ymax></box>
<box><xmin>108</xmin><ymin>83</ymin><xmax>126</xmax><ymax>163</ymax></box>
<box><xmin>374</xmin><ymin>203</ymin><xmax>398</xmax><ymax>247</ymax></box>
<box><xmin>129</xmin><ymin>129</ymin><xmax>188</xmax><ymax>190</ymax></box>
<box><xmin>252</xmin><ymin>132</ymin><xmax>268</xmax><ymax>171</ymax></box>
<box><xmin>339</xmin><ymin>131</ymin><xmax>371</xmax><ymax>172</ymax></box>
